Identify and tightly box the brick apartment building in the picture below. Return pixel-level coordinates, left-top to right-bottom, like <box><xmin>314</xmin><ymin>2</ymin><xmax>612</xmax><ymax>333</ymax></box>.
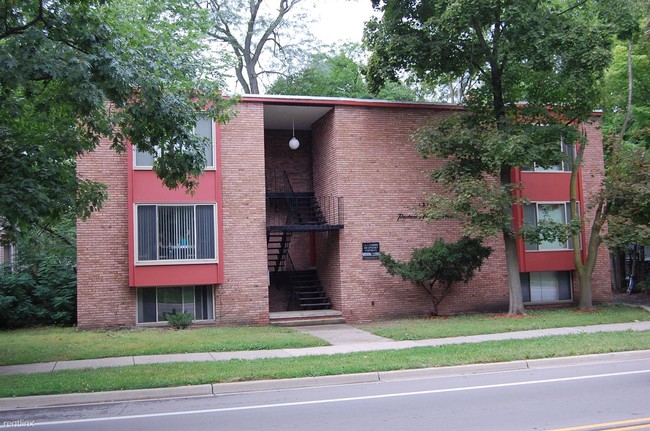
<box><xmin>76</xmin><ymin>95</ymin><xmax>611</xmax><ymax>328</ymax></box>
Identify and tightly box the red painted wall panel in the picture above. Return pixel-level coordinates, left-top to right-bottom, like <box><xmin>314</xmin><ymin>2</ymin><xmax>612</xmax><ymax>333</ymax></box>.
<box><xmin>520</xmin><ymin>172</ymin><xmax>572</xmax><ymax>201</ymax></box>
<box><xmin>132</xmin><ymin>264</ymin><xmax>220</xmax><ymax>287</ymax></box>
<box><xmin>127</xmin><ymin>125</ymin><xmax>224</xmax><ymax>288</ymax></box>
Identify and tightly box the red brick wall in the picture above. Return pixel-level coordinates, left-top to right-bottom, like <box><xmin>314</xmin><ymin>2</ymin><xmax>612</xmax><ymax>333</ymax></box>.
<box><xmin>77</xmin><ymin>137</ymin><xmax>133</xmax><ymax>328</ymax></box>
<box><xmin>316</xmin><ymin>105</ymin><xmax>512</xmax><ymax>321</ymax></box>
<box><xmin>219</xmin><ymin>102</ymin><xmax>270</xmax><ymax>324</ymax></box>
<box><xmin>579</xmin><ymin>118</ymin><xmax>611</xmax><ymax>304</ymax></box>
<box><xmin>265</xmin><ymin>129</ymin><xmax>313</xmax><ymax>193</ymax></box>
<box><xmin>312</xmin><ymin>110</ymin><xmax>343</xmax><ymax>309</ymax></box>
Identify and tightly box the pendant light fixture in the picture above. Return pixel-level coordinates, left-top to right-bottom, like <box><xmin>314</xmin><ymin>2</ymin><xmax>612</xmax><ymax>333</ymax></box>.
<box><xmin>289</xmin><ymin>113</ymin><xmax>300</xmax><ymax>150</ymax></box>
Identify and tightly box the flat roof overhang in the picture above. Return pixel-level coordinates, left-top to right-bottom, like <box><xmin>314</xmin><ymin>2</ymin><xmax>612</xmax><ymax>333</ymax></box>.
<box><xmin>239</xmin><ymin>94</ymin><xmax>463</xmax><ymax>131</ymax></box>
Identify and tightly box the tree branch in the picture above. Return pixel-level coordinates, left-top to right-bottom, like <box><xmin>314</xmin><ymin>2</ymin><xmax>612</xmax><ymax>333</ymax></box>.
<box><xmin>1</xmin><ymin>0</ymin><xmax>44</xmax><ymax>41</ymax></box>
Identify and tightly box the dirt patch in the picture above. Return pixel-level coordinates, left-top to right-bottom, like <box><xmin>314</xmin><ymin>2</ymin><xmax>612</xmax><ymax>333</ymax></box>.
<box><xmin>489</xmin><ymin>313</ymin><xmax>531</xmax><ymax>319</ymax></box>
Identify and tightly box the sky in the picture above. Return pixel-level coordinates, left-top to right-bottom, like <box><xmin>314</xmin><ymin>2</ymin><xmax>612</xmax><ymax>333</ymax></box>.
<box><xmin>311</xmin><ymin>0</ymin><xmax>378</xmax><ymax>44</ymax></box>
<box><xmin>221</xmin><ymin>0</ymin><xmax>380</xmax><ymax>93</ymax></box>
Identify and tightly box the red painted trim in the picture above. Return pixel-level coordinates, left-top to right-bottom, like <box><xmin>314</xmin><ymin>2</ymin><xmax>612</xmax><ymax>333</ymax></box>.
<box><xmin>127</xmin><ymin>119</ymin><xmax>225</xmax><ymax>288</ymax></box>
<box><xmin>576</xmin><ymin>144</ymin><xmax>588</xmax><ymax>265</ymax></box>
<box><xmin>511</xmin><ymin>167</ymin><xmax>527</xmax><ymax>272</ymax></box>
<box><xmin>215</xmin><ymin>123</ymin><xmax>225</xmax><ymax>282</ymax></box>
<box><xmin>128</xmin><ymin>146</ymin><xmax>135</xmax><ymax>286</ymax></box>
<box><xmin>512</xmin><ymin>167</ymin><xmax>579</xmax><ymax>273</ymax></box>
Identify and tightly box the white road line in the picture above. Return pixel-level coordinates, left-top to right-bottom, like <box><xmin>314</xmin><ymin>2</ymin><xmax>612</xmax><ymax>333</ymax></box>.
<box><xmin>32</xmin><ymin>369</ymin><xmax>650</xmax><ymax>427</ymax></box>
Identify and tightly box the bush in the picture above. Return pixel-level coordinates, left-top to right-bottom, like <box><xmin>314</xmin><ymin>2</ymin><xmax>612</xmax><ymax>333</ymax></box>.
<box><xmin>0</xmin><ymin>220</ymin><xmax>76</xmax><ymax>328</ymax></box>
<box><xmin>165</xmin><ymin>312</ymin><xmax>194</xmax><ymax>330</ymax></box>
<box><xmin>380</xmin><ymin>236</ymin><xmax>492</xmax><ymax>315</ymax></box>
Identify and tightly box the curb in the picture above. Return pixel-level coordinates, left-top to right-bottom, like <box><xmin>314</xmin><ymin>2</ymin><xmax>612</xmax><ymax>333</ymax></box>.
<box><xmin>2</xmin><ymin>350</ymin><xmax>650</xmax><ymax>412</ymax></box>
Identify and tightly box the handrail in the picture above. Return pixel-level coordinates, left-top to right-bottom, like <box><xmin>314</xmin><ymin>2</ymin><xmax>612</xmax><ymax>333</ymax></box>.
<box><xmin>267</xmin><ymin>195</ymin><xmax>343</xmax><ymax>227</ymax></box>
<box><xmin>266</xmin><ymin>169</ymin><xmax>294</xmax><ymax>194</ymax></box>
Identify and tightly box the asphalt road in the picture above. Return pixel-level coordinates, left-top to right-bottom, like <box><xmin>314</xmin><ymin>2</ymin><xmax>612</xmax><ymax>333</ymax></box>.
<box><xmin>4</xmin><ymin>356</ymin><xmax>650</xmax><ymax>431</ymax></box>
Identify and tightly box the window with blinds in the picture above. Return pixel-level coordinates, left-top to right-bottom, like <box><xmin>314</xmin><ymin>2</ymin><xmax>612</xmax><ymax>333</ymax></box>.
<box><xmin>136</xmin><ymin>204</ymin><xmax>216</xmax><ymax>263</ymax></box>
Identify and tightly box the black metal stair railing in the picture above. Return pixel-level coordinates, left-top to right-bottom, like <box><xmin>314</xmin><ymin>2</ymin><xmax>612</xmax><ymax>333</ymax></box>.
<box><xmin>285</xmin><ymin>254</ymin><xmax>331</xmax><ymax>311</ymax></box>
<box><xmin>267</xmin><ymin>230</ymin><xmax>292</xmax><ymax>272</ymax></box>
<box><xmin>266</xmin><ymin>169</ymin><xmax>294</xmax><ymax>194</ymax></box>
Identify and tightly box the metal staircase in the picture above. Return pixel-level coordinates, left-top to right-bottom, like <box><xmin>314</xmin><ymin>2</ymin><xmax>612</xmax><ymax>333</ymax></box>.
<box><xmin>288</xmin><ymin>269</ymin><xmax>331</xmax><ymax>310</ymax></box>
<box><xmin>266</xmin><ymin>169</ymin><xmax>342</xmax><ymax>311</ymax></box>
<box><xmin>267</xmin><ymin>231</ymin><xmax>292</xmax><ymax>272</ymax></box>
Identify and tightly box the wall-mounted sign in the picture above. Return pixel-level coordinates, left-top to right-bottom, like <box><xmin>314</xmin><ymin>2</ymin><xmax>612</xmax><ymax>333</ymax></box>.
<box><xmin>362</xmin><ymin>242</ymin><xmax>380</xmax><ymax>260</ymax></box>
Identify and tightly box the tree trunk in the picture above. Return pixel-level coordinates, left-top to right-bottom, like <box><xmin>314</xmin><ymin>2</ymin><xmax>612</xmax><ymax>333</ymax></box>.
<box><xmin>500</xmin><ymin>165</ymin><xmax>525</xmax><ymax>315</ymax></box>
<box><xmin>504</xmin><ymin>230</ymin><xmax>526</xmax><ymax>315</ymax></box>
<box><xmin>571</xmin><ymin>178</ymin><xmax>606</xmax><ymax>310</ymax></box>
<box><xmin>578</xmin><ymin>267</ymin><xmax>593</xmax><ymax>309</ymax></box>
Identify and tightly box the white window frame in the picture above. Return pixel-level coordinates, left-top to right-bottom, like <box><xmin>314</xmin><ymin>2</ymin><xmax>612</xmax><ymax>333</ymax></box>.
<box><xmin>521</xmin><ymin>271</ymin><xmax>573</xmax><ymax>304</ymax></box>
<box><xmin>136</xmin><ymin>285</ymin><xmax>215</xmax><ymax>324</ymax></box>
<box><xmin>132</xmin><ymin>116</ymin><xmax>216</xmax><ymax>170</ymax></box>
<box><xmin>134</xmin><ymin>203</ymin><xmax>218</xmax><ymax>265</ymax></box>
<box><xmin>524</xmin><ymin>202</ymin><xmax>579</xmax><ymax>251</ymax></box>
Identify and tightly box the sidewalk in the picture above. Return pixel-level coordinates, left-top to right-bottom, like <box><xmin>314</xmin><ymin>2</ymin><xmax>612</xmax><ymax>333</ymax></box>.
<box><xmin>2</xmin><ymin>320</ymin><xmax>650</xmax><ymax>410</ymax></box>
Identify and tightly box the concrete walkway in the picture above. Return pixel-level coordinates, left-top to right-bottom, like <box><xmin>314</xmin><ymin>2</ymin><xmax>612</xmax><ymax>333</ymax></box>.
<box><xmin>3</xmin><ymin>321</ymin><xmax>650</xmax><ymax>377</ymax></box>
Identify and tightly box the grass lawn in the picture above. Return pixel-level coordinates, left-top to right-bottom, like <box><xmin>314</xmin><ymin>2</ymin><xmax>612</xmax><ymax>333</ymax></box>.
<box><xmin>1</xmin><ymin>330</ymin><xmax>649</xmax><ymax>398</ymax></box>
<box><xmin>357</xmin><ymin>305</ymin><xmax>650</xmax><ymax>340</ymax></box>
<box><xmin>0</xmin><ymin>326</ymin><xmax>328</xmax><ymax>366</ymax></box>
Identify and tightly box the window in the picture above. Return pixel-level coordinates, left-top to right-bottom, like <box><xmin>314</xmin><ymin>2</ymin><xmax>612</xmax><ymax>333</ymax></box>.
<box><xmin>524</xmin><ymin>202</ymin><xmax>576</xmax><ymax>250</ymax></box>
<box><xmin>522</xmin><ymin>137</ymin><xmax>575</xmax><ymax>172</ymax></box>
<box><xmin>520</xmin><ymin>271</ymin><xmax>572</xmax><ymax>303</ymax></box>
<box><xmin>1</xmin><ymin>244</ymin><xmax>12</xmax><ymax>265</ymax></box>
<box><xmin>136</xmin><ymin>204</ymin><xmax>216</xmax><ymax>263</ymax></box>
<box><xmin>137</xmin><ymin>285</ymin><xmax>214</xmax><ymax>323</ymax></box>
<box><xmin>134</xmin><ymin>116</ymin><xmax>215</xmax><ymax>169</ymax></box>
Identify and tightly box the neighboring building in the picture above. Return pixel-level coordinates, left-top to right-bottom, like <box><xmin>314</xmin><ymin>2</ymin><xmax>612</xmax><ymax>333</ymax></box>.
<box><xmin>76</xmin><ymin>95</ymin><xmax>611</xmax><ymax>328</ymax></box>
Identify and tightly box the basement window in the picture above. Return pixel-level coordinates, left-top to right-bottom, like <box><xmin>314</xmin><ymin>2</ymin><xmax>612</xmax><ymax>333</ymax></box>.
<box><xmin>520</xmin><ymin>271</ymin><xmax>572</xmax><ymax>303</ymax></box>
<box><xmin>137</xmin><ymin>285</ymin><xmax>214</xmax><ymax>324</ymax></box>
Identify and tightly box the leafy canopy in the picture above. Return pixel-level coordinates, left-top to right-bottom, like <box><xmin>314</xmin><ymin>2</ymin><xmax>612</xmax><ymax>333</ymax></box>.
<box><xmin>268</xmin><ymin>45</ymin><xmax>419</xmax><ymax>101</ymax></box>
<box><xmin>0</xmin><ymin>0</ymin><xmax>235</xmax><ymax>240</ymax></box>
<box><xmin>365</xmin><ymin>0</ymin><xmax>616</xmax><ymax>314</ymax></box>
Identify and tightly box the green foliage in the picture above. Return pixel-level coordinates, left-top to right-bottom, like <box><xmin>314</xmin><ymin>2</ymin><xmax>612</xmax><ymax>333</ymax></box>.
<box><xmin>605</xmin><ymin>143</ymin><xmax>650</xmax><ymax>249</ymax></box>
<box><xmin>0</xmin><ymin>0</ymin><xmax>235</xmax><ymax>241</ymax></box>
<box><xmin>380</xmin><ymin>236</ymin><xmax>492</xmax><ymax>315</ymax></box>
<box><xmin>268</xmin><ymin>46</ymin><xmax>418</xmax><ymax>101</ymax></box>
<box><xmin>0</xmin><ymin>220</ymin><xmax>76</xmax><ymax>328</ymax></box>
<box><xmin>164</xmin><ymin>311</ymin><xmax>194</xmax><ymax>330</ymax></box>
<box><xmin>365</xmin><ymin>1</ymin><xmax>616</xmax><ymax>314</ymax></box>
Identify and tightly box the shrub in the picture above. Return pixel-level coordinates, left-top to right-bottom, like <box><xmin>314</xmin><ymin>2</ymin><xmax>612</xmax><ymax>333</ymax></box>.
<box><xmin>0</xmin><ymin>221</ymin><xmax>76</xmax><ymax>328</ymax></box>
<box><xmin>165</xmin><ymin>312</ymin><xmax>194</xmax><ymax>330</ymax></box>
<box><xmin>380</xmin><ymin>236</ymin><xmax>492</xmax><ymax>315</ymax></box>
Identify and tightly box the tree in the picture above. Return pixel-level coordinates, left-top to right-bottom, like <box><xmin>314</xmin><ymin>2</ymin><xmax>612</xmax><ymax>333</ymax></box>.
<box><xmin>201</xmin><ymin>0</ymin><xmax>313</xmax><ymax>94</ymax></box>
<box><xmin>597</xmin><ymin>6</ymin><xmax>650</xmax><ymax>296</ymax></box>
<box><xmin>0</xmin><ymin>0</ymin><xmax>235</xmax><ymax>242</ymax></box>
<box><xmin>365</xmin><ymin>0</ymin><xmax>613</xmax><ymax>314</ymax></box>
<box><xmin>0</xmin><ymin>217</ymin><xmax>76</xmax><ymax>328</ymax></box>
<box><xmin>267</xmin><ymin>45</ymin><xmax>418</xmax><ymax>100</ymax></box>
<box><xmin>380</xmin><ymin>237</ymin><xmax>492</xmax><ymax>315</ymax></box>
